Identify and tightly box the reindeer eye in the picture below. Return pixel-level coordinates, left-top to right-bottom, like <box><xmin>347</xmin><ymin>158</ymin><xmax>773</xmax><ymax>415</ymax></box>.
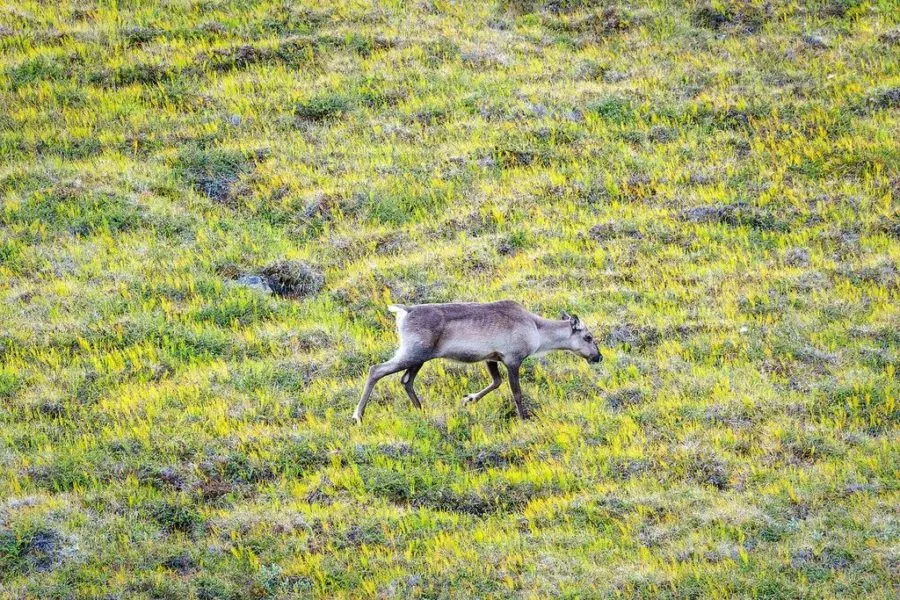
<box><xmin>584</xmin><ymin>335</ymin><xmax>593</xmax><ymax>342</ymax></box>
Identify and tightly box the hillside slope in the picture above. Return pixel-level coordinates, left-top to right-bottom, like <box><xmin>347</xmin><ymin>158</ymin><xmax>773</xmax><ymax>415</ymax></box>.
<box><xmin>0</xmin><ymin>1</ymin><xmax>897</xmax><ymax>597</ymax></box>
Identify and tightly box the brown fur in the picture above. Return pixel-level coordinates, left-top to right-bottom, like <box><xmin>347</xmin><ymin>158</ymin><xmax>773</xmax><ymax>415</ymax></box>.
<box><xmin>352</xmin><ymin>301</ymin><xmax>601</xmax><ymax>423</ymax></box>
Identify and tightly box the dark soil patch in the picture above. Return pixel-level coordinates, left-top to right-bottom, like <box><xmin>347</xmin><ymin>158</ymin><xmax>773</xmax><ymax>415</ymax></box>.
<box><xmin>835</xmin><ymin>261</ymin><xmax>898</xmax><ymax>288</ymax></box>
<box><xmin>121</xmin><ymin>26</ymin><xmax>163</xmax><ymax>47</ymax></box>
<box><xmin>464</xmin><ymin>442</ymin><xmax>527</xmax><ymax>471</ymax></box>
<box><xmin>360</xmin><ymin>467</ymin><xmax>547</xmax><ymax>516</ymax></box>
<box><xmin>543</xmin><ymin>7</ymin><xmax>635</xmax><ymax>38</ymax></box>
<box><xmin>687</xmin><ymin>454</ymin><xmax>730</xmax><ymax>490</ymax></box>
<box><xmin>37</xmin><ymin>401</ymin><xmax>64</xmax><ymax>418</ymax></box>
<box><xmin>589</xmin><ymin>221</ymin><xmax>643</xmax><ymax>242</ymax></box>
<box><xmin>879</xmin><ymin>30</ymin><xmax>900</xmax><ymax>45</ymax></box>
<box><xmin>175</xmin><ymin>145</ymin><xmax>264</xmax><ymax>205</ymax></box>
<box><xmin>149</xmin><ymin>500</ymin><xmax>203</xmax><ymax>533</ymax></box>
<box><xmin>162</xmin><ymin>552</ymin><xmax>196</xmax><ymax>575</ymax></box>
<box><xmin>259</xmin><ymin>260</ymin><xmax>325</xmax><ymax>299</ymax></box>
<box><xmin>0</xmin><ymin>526</ymin><xmax>68</xmax><ymax>575</ymax></box>
<box><xmin>197</xmin><ymin>38</ymin><xmax>316</xmax><ymax>73</ymax></box>
<box><xmin>607</xmin><ymin>323</ymin><xmax>661</xmax><ymax>349</ymax></box>
<box><xmin>295</xmin><ymin>94</ymin><xmax>353</xmax><ymax>122</ymax></box>
<box><xmin>274</xmin><ymin>438</ymin><xmax>332</xmax><ymax>477</ymax></box>
<box><xmin>139</xmin><ymin>465</ymin><xmax>188</xmax><ymax>491</ymax></box>
<box><xmin>300</xmin><ymin>191</ymin><xmax>343</xmax><ymax>222</ymax></box>
<box><xmin>88</xmin><ymin>62</ymin><xmax>178</xmax><ymax>88</ymax></box>
<box><xmin>869</xmin><ymin>87</ymin><xmax>900</xmax><ymax>110</ymax></box>
<box><xmin>491</xmin><ymin>144</ymin><xmax>552</xmax><ymax>168</ymax></box>
<box><xmin>414</xmin><ymin>483</ymin><xmax>543</xmax><ymax>515</ymax></box>
<box><xmin>680</xmin><ymin>202</ymin><xmax>792</xmax><ymax>231</ymax></box>
<box><xmin>692</xmin><ymin>1</ymin><xmax>771</xmax><ymax>33</ymax></box>
<box><xmin>608</xmin><ymin>458</ymin><xmax>652</xmax><ymax>481</ymax></box>
<box><xmin>605</xmin><ymin>387</ymin><xmax>644</xmax><ymax>410</ymax></box>
<box><xmin>874</xmin><ymin>211</ymin><xmax>900</xmax><ymax>238</ymax></box>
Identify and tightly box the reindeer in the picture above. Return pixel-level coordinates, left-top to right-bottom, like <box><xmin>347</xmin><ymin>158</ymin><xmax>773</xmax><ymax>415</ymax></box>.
<box><xmin>352</xmin><ymin>301</ymin><xmax>602</xmax><ymax>424</ymax></box>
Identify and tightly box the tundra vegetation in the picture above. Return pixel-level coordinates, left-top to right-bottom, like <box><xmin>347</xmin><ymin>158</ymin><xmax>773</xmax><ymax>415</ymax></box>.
<box><xmin>0</xmin><ymin>0</ymin><xmax>897</xmax><ymax>598</ymax></box>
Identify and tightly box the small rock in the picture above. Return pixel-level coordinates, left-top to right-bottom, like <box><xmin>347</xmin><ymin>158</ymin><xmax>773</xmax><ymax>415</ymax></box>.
<box><xmin>200</xmin><ymin>21</ymin><xmax>228</xmax><ymax>35</ymax></box>
<box><xmin>197</xmin><ymin>176</ymin><xmax>236</xmax><ymax>204</ymax></box>
<box><xmin>802</xmin><ymin>34</ymin><xmax>829</xmax><ymax>49</ymax></box>
<box><xmin>528</xmin><ymin>103</ymin><xmax>548</xmax><ymax>118</ymax></box>
<box><xmin>234</xmin><ymin>275</ymin><xmax>272</xmax><ymax>294</ymax></box>
<box><xmin>602</xmin><ymin>70</ymin><xmax>628</xmax><ymax>83</ymax></box>
<box><xmin>821</xmin><ymin>548</ymin><xmax>851</xmax><ymax>571</ymax></box>
<box><xmin>689</xmin><ymin>172</ymin><xmax>714</xmax><ymax>185</ymax></box>
<box><xmin>650</xmin><ymin>126</ymin><xmax>677</xmax><ymax>143</ymax></box>
<box><xmin>608</xmin><ymin>324</ymin><xmax>637</xmax><ymax>344</ymax></box>
<box><xmin>461</xmin><ymin>48</ymin><xmax>510</xmax><ymax>67</ymax></box>
<box><xmin>843</xmin><ymin>482</ymin><xmax>878</xmax><ymax>495</ymax></box>
<box><xmin>791</xmin><ymin>548</ymin><xmax>814</xmax><ymax>569</ymax></box>
<box><xmin>783</xmin><ymin>247</ymin><xmax>810</xmax><ymax>267</ymax></box>
<box><xmin>564</xmin><ymin>109</ymin><xmax>584</xmax><ymax>122</ymax></box>
<box><xmin>681</xmin><ymin>204</ymin><xmax>727</xmax><ymax>223</ymax></box>
<box><xmin>627</xmin><ymin>173</ymin><xmax>651</xmax><ymax>187</ymax></box>
<box><xmin>378</xmin><ymin>442</ymin><xmax>412</xmax><ymax>459</ymax></box>
<box><xmin>705</xmin><ymin>544</ymin><xmax>742</xmax><ymax>562</ymax></box>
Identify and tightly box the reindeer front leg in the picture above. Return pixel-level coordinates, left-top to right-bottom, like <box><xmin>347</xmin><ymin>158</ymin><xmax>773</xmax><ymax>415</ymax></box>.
<box><xmin>504</xmin><ymin>361</ymin><xmax>529</xmax><ymax>419</ymax></box>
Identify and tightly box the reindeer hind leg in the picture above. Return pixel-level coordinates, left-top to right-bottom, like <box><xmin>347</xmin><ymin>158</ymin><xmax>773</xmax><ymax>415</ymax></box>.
<box><xmin>463</xmin><ymin>361</ymin><xmax>503</xmax><ymax>405</ymax></box>
<box><xmin>353</xmin><ymin>356</ymin><xmax>415</xmax><ymax>424</ymax></box>
<box><xmin>402</xmin><ymin>363</ymin><xmax>424</xmax><ymax>409</ymax></box>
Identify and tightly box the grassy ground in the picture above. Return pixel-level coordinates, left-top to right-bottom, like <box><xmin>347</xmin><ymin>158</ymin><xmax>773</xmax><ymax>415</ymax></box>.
<box><xmin>0</xmin><ymin>0</ymin><xmax>898</xmax><ymax>597</ymax></box>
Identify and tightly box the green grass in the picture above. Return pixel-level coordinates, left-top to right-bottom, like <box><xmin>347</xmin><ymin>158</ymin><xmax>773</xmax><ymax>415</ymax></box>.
<box><xmin>0</xmin><ymin>0</ymin><xmax>897</xmax><ymax>598</ymax></box>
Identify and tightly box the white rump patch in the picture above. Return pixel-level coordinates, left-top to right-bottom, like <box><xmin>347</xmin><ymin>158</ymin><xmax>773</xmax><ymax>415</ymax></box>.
<box><xmin>387</xmin><ymin>304</ymin><xmax>409</xmax><ymax>334</ymax></box>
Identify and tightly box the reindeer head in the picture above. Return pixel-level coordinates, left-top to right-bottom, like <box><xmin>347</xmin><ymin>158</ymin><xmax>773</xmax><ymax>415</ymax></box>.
<box><xmin>560</xmin><ymin>312</ymin><xmax>602</xmax><ymax>363</ymax></box>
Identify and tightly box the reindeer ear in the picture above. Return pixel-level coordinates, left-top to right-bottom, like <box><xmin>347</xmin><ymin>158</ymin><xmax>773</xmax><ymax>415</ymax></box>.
<box><xmin>560</xmin><ymin>311</ymin><xmax>571</xmax><ymax>321</ymax></box>
<box><xmin>570</xmin><ymin>315</ymin><xmax>581</xmax><ymax>331</ymax></box>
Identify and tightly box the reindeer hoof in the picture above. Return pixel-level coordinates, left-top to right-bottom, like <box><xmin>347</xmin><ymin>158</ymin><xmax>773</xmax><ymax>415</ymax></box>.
<box><xmin>351</xmin><ymin>412</ymin><xmax>363</xmax><ymax>425</ymax></box>
<box><xmin>462</xmin><ymin>394</ymin><xmax>477</xmax><ymax>405</ymax></box>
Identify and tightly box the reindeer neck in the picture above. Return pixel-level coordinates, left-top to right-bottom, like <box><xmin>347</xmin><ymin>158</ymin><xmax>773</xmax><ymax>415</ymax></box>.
<box><xmin>534</xmin><ymin>318</ymin><xmax>574</xmax><ymax>353</ymax></box>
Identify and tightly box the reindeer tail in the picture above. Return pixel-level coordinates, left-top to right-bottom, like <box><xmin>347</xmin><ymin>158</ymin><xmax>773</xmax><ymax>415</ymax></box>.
<box><xmin>387</xmin><ymin>304</ymin><xmax>409</xmax><ymax>316</ymax></box>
